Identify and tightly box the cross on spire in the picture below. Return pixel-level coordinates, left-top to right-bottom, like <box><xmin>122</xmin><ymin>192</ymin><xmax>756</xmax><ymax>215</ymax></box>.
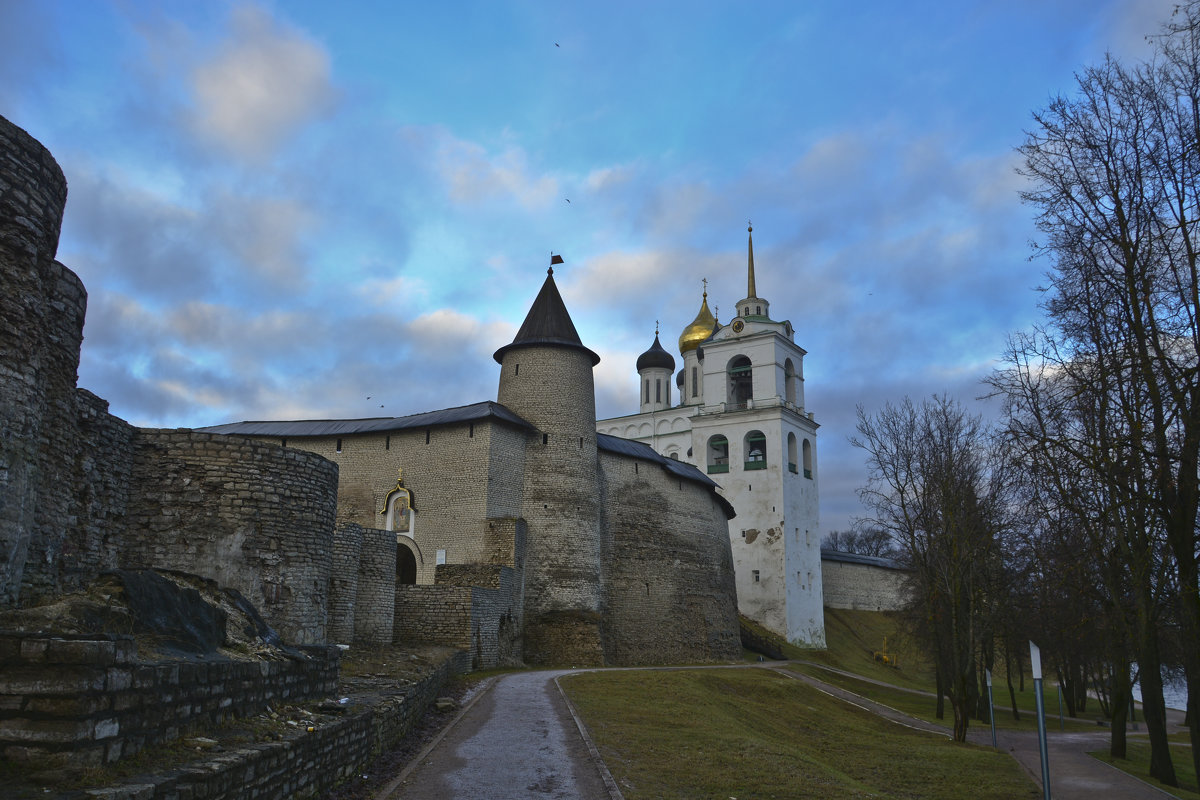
<box><xmin>747</xmin><ymin>223</ymin><xmax>757</xmax><ymax>298</ymax></box>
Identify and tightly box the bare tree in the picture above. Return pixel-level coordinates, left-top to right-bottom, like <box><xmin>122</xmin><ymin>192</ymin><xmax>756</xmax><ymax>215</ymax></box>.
<box><xmin>852</xmin><ymin>395</ymin><xmax>1012</xmax><ymax>742</ymax></box>
<box><xmin>821</xmin><ymin>527</ymin><xmax>898</xmax><ymax>558</ymax></box>
<box><xmin>990</xmin><ymin>5</ymin><xmax>1200</xmax><ymax>782</ymax></box>
<box><xmin>993</xmin><ymin>328</ymin><xmax>1177</xmax><ymax>769</ymax></box>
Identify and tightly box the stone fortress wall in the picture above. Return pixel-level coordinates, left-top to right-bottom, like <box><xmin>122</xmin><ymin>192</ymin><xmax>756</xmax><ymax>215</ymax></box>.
<box><xmin>121</xmin><ymin>430</ymin><xmax>339</xmax><ymax>644</ymax></box>
<box><xmin>0</xmin><ymin>116</ymin><xmax>88</xmax><ymax>607</ymax></box>
<box><xmin>820</xmin><ymin>549</ymin><xmax>910</xmax><ymax>612</ymax></box>
<box><xmin>0</xmin><ymin>114</ymin><xmax>341</xmax><ymax>645</ymax></box>
<box><xmin>0</xmin><ymin>112</ymin><xmax>743</xmax><ymax>676</ymax></box>
<box><xmin>599</xmin><ymin>449</ymin><xmax>741</xmax><ymax>664</ymax></box>
<box><xmin>1</xmin><ymin>113</ymin><xmax>902</xmax><ymax>661</ymax></box>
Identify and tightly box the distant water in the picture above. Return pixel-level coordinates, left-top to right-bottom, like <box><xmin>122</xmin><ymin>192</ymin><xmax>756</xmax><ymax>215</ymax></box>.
<box><xmin>1131</xmin><ymin>667</ymin><xmax>1188</xmax><ymax>712</ymax></box>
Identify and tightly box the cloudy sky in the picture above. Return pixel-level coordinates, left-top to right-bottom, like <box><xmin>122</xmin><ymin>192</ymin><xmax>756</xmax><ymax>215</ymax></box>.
<box><xmin>1</xmin><ymin>0</ymin><xmax>1177</xmax><ymax>532</ymax></box>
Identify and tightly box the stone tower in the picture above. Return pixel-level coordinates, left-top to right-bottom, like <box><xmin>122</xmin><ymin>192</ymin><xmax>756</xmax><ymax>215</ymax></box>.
<box><xmin>494</xmin><ymin>259</ymin><xmax>605</xmax><ymax>664</ymax></box>
<box><xmin>595</xmin><ymin>226</ymin><xmax>825</xmax><ymax>646</ymax></box>
<box><xmin>0</xmin><ymin>115</ymin><xmax>88</xmax><ymax>606</ymax></box>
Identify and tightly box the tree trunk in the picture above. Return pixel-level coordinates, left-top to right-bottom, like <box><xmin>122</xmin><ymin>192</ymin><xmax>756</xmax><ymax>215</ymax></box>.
<box><xmin>935</xmin><ymin>667</ymin><xmax>945</xmax><ymax>720</ymax></box>
<box><xmin>1185</xmin><ymin>671</ymin><xmax>1200</xmax><ymax>790</ymax></box>
<box><xmin>1004</xmin><ymin>641</ymin><xmax>1021</xmax><ymax>721</ymax></box>
<box><xmin>1110</xmin><ymin>671</ymin><xmax>1129</xmax><ymax>761</ymax></box>
<box><xmin>1137</xmin><ymin>631</ymin><xmax>1177</xmax><ymax>786</ymax></box>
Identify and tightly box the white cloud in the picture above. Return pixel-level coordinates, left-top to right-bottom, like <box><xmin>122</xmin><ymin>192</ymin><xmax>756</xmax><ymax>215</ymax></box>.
<box><xmin>358</xmin><ymin>275</ymin><xmax>431</xmax><ymax>308</ymax></box>
<box><xmin>561</xmin><ymin>250</ymin><xmax>675</xmax><ymax>308</ymax></box>
<box><xmin>585</xmin><ymin>164</ymin><xmax>635</xmax><ymax>191</ymax></box>
<box><xmin>441</xmin><ymin>143</ymin><xmax>558</xmax><ymax>210</ymax></box>
<box><xmin>407</xmin><ymin>308</ymin><xmax>516</xmax><ymax>358</ymax></box>
<box><xmin>207</xmin><ymin>192</ymin><xmax>318</xmax><ymax>286</ymax></box>
<box><xmin>189</xmin><ymin>5</ymin><xmax>336</xmax><ymax>159</ymax></box>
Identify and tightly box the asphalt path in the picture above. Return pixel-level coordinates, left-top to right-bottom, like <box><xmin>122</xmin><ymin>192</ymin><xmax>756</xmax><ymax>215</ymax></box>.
<box><xmin>380</xmin><ymin>663</ymin><xmax>1186</xmax><ymax>800</ymax></box>
<box><xmin>379</xmin><ymin>670</ymin><xmax>615</xmax><ymax>800</ymax></box>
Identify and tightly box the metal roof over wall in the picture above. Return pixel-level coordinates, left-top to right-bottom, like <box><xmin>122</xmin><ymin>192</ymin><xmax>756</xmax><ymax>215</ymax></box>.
<box><xmin>820</xmin><ymin>548</ymin><xmax>906</xmax><ymax>570</ymax></box>
<box><xmin>196</xmin><ymin>400</ymin><xmax>535</xmax><ymax>437</ymax></box>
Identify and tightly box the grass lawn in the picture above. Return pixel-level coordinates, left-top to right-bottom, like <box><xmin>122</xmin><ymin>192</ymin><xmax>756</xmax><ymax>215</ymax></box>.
<box><xmin>560</xmin><ymin>668</ymin><xmax>1040</xmax><ymax>799</ymax></box>
<box><xmin>765</xmin><ymin>608</ymin><xmax>937</xmax><ymax>692</ymax></box>
<box><xmin>790</xmin><ymin>661</ymin><xmax>1109</xmax><ymax>735</ymax></box>
<box><xmin>1089</xmin><ymin>742</ymin><xmax>1199</xmax><ymax>800</ymax></box>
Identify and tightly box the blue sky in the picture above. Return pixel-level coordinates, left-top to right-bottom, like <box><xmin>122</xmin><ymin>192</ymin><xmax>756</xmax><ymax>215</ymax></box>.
<box><xmin>1</xmin><ymin>0</ymin><xmax>1176</xmax><ymax>533</ymax></box>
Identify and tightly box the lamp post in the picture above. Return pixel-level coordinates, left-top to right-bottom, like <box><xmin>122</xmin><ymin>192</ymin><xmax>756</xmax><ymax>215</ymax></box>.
<box><xmin>1030</xmin><ymin>641</ymin><xmax>1051</xmax><ymax>800</ymax></box>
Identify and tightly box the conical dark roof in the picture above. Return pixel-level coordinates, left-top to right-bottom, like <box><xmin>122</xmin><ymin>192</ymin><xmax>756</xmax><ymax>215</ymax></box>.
<box><xmin>636</xmin><ymin>334</ymin><xmax>675</xmax><ymax>372</ymax></box>
<box><xmin>493</xmin><ymin>268</ymin><xmax>601</xmax><ymax>365</ymax></box>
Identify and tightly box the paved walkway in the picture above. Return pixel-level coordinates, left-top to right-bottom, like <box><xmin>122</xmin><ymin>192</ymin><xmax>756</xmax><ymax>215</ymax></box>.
<box><xmin>377</xmin><ymin>671</ymin><xmax>615</xmax><ymax>800</ymax></box>
<box><xmin>378</xmin><ymin>663</ymin><xmax>1184</xmax><ymax>800</ymax></box>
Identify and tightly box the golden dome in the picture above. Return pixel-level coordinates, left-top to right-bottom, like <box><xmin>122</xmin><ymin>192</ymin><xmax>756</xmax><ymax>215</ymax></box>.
<box><xmin>678</xmin><ymin>292</ymin><xmax>716</xmax><ymax>354</ymax></box>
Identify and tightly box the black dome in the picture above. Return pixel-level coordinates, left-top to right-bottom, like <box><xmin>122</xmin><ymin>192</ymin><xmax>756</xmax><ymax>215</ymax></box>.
<box><xmin>636</xmin><ymin>334</ymin><xmax>675</xmax><ymax>372</ymax></box>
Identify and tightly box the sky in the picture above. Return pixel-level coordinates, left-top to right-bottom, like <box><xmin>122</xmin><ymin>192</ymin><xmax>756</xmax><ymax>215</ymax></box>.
<box><xmin>0</xmin><ymin>0</ymin><xmax>1179</xmax><ymax>534</ymax></box>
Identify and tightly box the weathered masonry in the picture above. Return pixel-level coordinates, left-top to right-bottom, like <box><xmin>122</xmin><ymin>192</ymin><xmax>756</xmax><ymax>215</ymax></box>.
<box><xmin>206</xmin><ymin>267</ymin><xmax>743</xmax><ymax>666</ymax></box>
<box><xmin>2</xmin><ymin>112</ymin><xmax>742</xmax><ymax>671</ymax></box>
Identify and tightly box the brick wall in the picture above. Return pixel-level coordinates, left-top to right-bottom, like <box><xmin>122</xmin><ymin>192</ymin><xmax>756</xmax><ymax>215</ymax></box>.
<box><xmin>328</xmin><ymin>526</ymin><xmax>363</xmax><ymax>644</ymax></box>
<box><xmin>393</xmin><ymin>586</ymin><xmax>473</xmax><ymax>648</ymax></box>
<box><xmin>122</xmin><ymin>431</ymin><xmax>339</xmax><ymax>644</ymax></box>
<box><xmin>0</xmin><ymin>633</ymin><xmax>339</xmax><ymax>766</ymax></box>
<box><xmin>598</xmin><ymin>451</ymin><xmax>742</xmax><ymax>665</ymax></box>
<box><xmin>354</xmin><ymin>527</ymin><xmax>396</xmax><ymax>645</ymax></box>
<box><xmin>61</xmin><ymin>390</ymin><xmax>136</xmax><ymax>590</ymax></box>
<box><xmin>393</xmin><ymin>555</ymin><xmax>525</xmax><ymax>668</ymax></box>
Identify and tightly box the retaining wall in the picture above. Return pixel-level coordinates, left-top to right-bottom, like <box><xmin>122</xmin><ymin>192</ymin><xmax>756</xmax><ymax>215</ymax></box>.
<box><xmin>75</xmin><ymin>653</ymin><xmax>458</xmax><ymax>800</ymax></box>
<box><xmin>0</xmin><ymin>633</ymin><xmax>339</xmax><ymax>766</ymax></box>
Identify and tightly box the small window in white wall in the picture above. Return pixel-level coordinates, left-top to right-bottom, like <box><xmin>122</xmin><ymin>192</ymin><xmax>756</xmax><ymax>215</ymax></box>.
<box><xmin>752</xmin><ymin>570</ymin><xmax>760</xmax><ymax>583</ymax></box>
<box><xmin>436</xmin><ymin>549</ymin><xmax>446</xmax><ymax>565</ymax></box>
